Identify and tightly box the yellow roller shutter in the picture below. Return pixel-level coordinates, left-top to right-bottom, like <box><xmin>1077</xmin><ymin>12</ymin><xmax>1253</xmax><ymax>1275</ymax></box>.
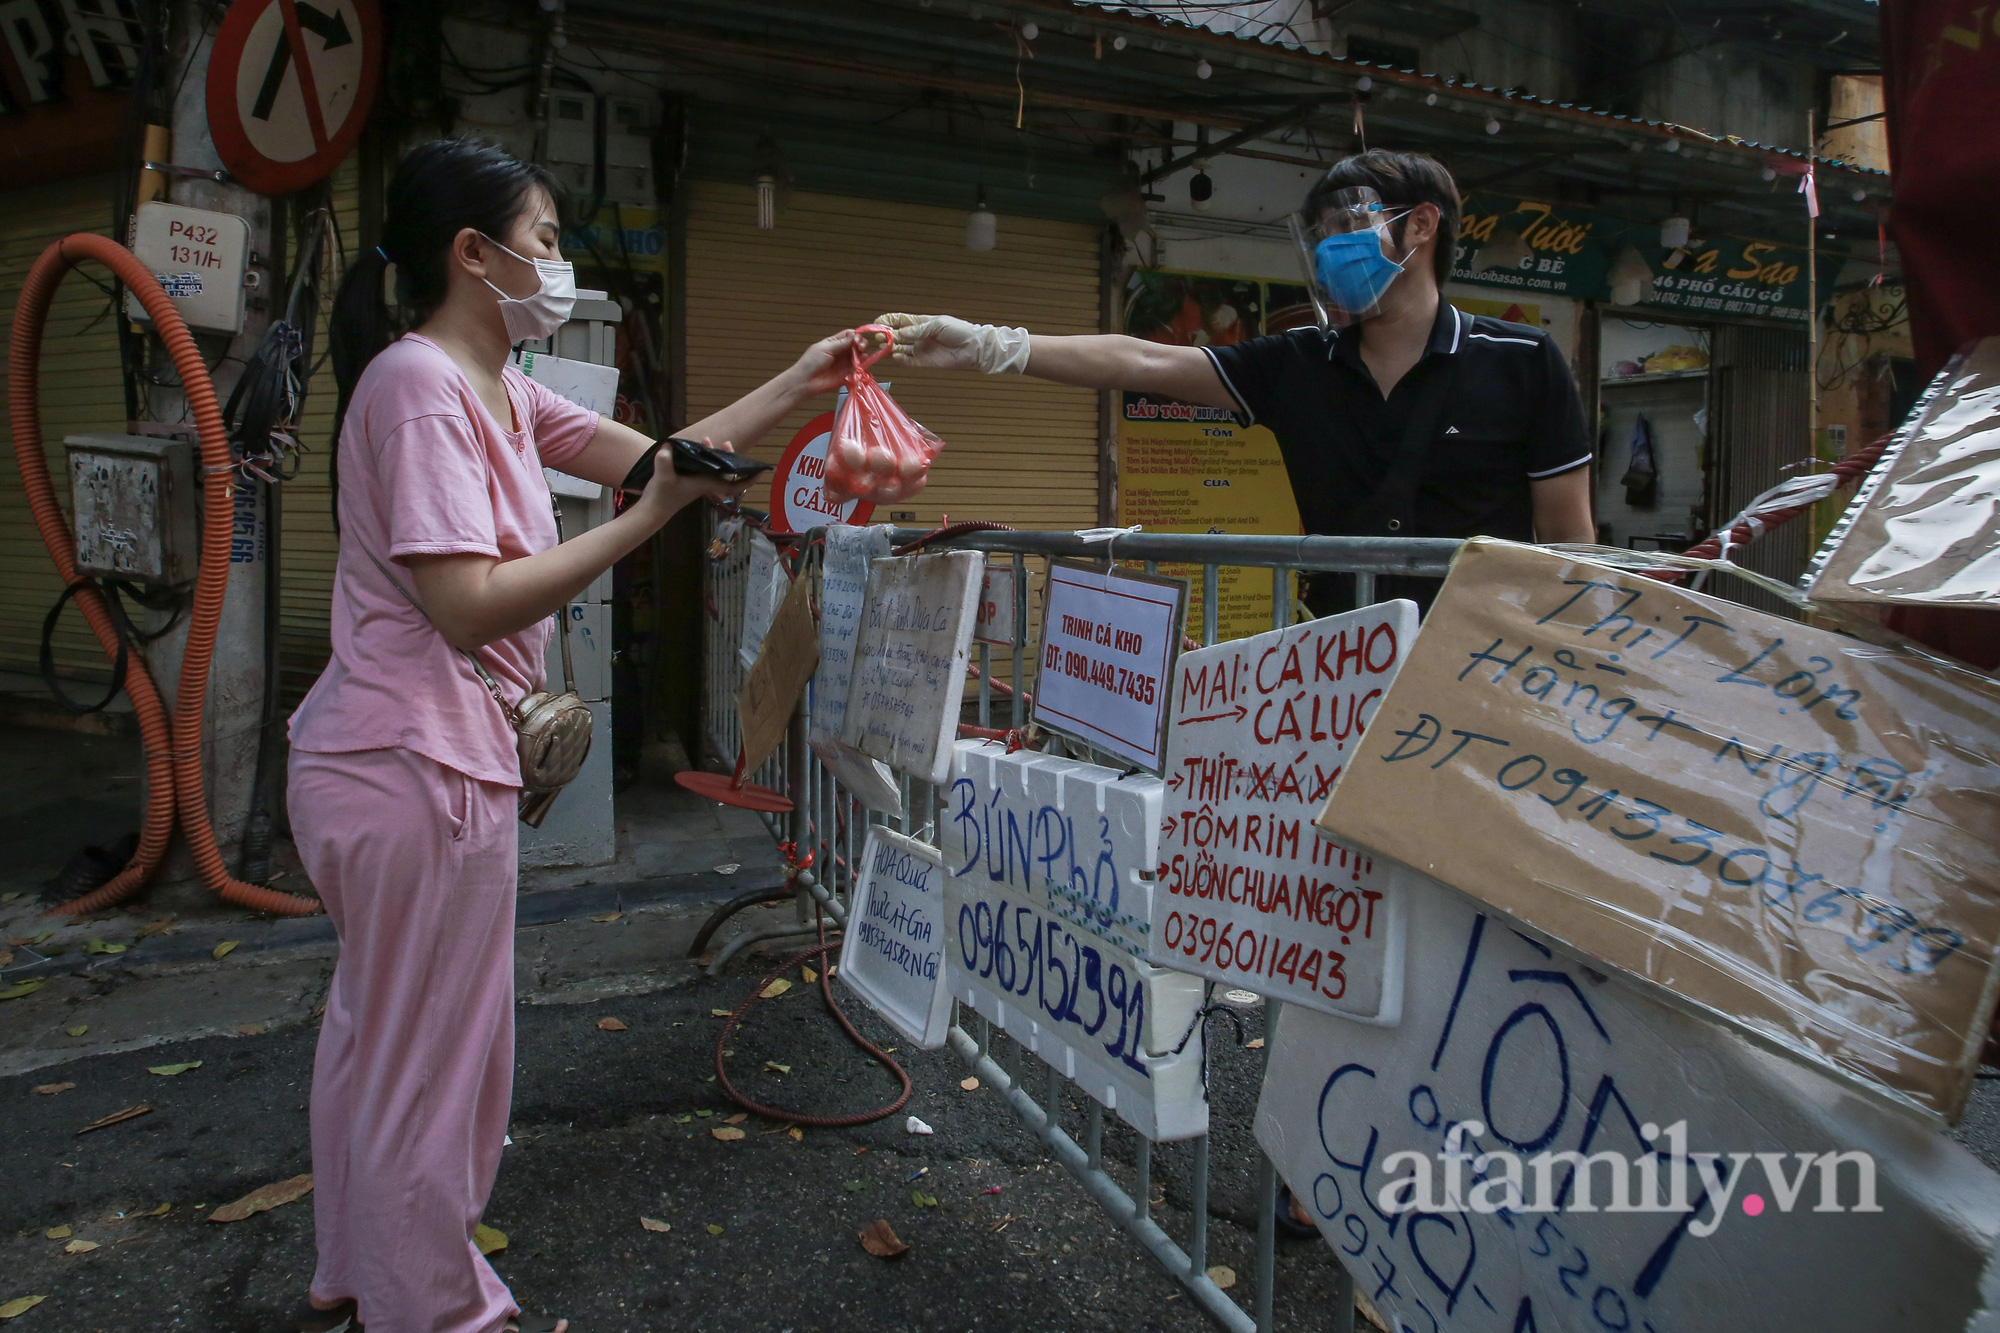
<box><xmin>0</xmin><ymin>172</ymin><xmax>126</xmax><ymax>685</ymax></box>
<box><xmin>683</xmin><ymin>183</ymin><xmax>1105</xmax><ymax>529</ymax></box>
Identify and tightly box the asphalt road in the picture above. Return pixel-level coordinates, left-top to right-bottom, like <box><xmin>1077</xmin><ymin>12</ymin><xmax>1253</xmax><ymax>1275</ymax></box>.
<box><xmin>0</xmin><ymin>965</ymin><xmax>1352</xmax><ymax>1333</ymax></box>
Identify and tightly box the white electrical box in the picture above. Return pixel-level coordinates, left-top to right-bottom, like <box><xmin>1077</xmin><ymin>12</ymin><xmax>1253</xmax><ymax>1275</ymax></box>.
<box><xmin>604</xmin><ymin>96</ymin><xmax>655</xmax><ymax>206</ymax></box>
<box><xmin>545</xmin><ymin>91</ymin><xmax>596</xmax><ymax>197</ymax></box>
<box><xmin>125</xmin><ymin>202</ymin><xmax>250</xmax><ymax>335</ymax></box>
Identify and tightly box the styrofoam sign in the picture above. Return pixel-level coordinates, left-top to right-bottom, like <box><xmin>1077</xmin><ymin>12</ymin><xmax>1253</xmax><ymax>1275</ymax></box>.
<box><xmin>1032</xmin><ymin>561</ymin><xmax>1188</xmax><ymax>773</ymax></box>
<box><xmin>974</xmin><ymin>565</ymin><xmax>1018</xmax><ymax>647</ymax></box>
<box><xmin>811</xmin><ymin>523</ymin><xmax>892</xmax><ymax>749</ymax></box>
<box><xmin>1255</xmin><ymin>863</ymin><xmax>2000</xmax><ymax>1333</ymax></box>
<box><xmin>842</xmin><ymin>551</ymin><xmax>982</xmax><ymax>786</ymax></box>
<box><xmin>945</xmin><ymin>740</ymin><xmax>1207</xmax><ymax>1141</ymax></box>
<box><xmin>1152</xmin><ymin>603</ymin><xmax>1418</xmax><ymax>1022</ymax></box>
<box><xmin>767</xmin><ymin>411</ymin><xmax>876</xmax><ymax>534</ymax></box>
<box><xmin>840</xmin><ymin>827</ymin><xmax>951</xmax><ymax>1049</ymax></box>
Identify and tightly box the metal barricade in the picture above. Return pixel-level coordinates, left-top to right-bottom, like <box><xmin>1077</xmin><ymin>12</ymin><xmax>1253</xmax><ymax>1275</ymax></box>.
<box><xmin>700</xmin><ymin>517</ymin><xmax>1458</xmax><ymax>1332</ymax></box>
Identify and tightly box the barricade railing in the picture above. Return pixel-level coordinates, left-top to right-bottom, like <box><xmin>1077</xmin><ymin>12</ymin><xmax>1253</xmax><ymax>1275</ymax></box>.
<box><xmin>699</xmin><ymin>517</ymin><xmax>1460</xmax><ymax>1331</ymax></box>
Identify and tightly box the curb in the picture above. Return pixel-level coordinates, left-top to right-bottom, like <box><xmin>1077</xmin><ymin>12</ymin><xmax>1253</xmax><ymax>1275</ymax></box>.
<box><xmin>0</xmin><ymin>868</ymin><xmax>786</xmax><ymax>983</ymax></box>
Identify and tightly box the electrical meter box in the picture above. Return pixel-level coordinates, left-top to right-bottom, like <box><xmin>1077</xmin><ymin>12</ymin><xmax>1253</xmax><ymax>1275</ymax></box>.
<box><xmin>64</xmin><ymin>433</ymin><xmax>200</xmax><ymax>587</ymax></box>
<box><xmin>125</xmin><ymin>201</ymin><xmax>250</xmax><ymax>335</ymax></box>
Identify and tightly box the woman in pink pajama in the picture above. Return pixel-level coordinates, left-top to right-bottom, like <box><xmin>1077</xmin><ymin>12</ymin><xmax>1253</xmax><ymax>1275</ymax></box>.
<box><xmin>289</xmin><ymin>138</ymin><xmax>851</xmax><ymax>1333</ymax></box>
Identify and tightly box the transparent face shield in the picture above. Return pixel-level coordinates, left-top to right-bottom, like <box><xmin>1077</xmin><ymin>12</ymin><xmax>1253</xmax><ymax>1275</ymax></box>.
<box><xmin>1288</xmin><ymin>186</ymin><xmax>1410</xmax><ymax>328</ymax></box>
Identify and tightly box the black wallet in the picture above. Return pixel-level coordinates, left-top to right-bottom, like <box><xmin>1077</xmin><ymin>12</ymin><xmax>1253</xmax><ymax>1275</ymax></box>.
<box><xmin>619</xmin><ymin>437</ymin><xmax>771</xmax><ymax>493</ymax></box>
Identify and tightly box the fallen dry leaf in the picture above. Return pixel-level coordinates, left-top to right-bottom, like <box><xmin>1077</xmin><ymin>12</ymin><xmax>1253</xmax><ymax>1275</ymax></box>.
<box><xmin>148</xmin><ymin>1061</ymin><xmax>202</xmax><ymax>1077</ymax></box>
<box><xmin>990</xmin><ymin>1214</ymin><xmax>1017</xmax><ymax>1233</ymax></box>
<box><xmin>639</xmin><ymin>1216</ymin><xmax>671</xmax><ymax>1233</ymax></box>
<box><xmin>0</xmin><ymin>980</ymin><xmax>44</xmax><ymax>1001</ymax></box>
<box><xmin>788</xmin><ymin>1126</ymin><xmax>804</xmax><ymax>1142</ymax></box>
<box><xmin>76</xmin><ymin>1104</ymin><xmax>150</xmax><ymax>1135</ymax></box>
<box><xmin>711</xmin><ymin>1126</ymin><xmax>746</xmax><ymax>1142</ymax></box>
<box><xmin>722</xmin><ymin>1113</ymin><xmax>747</xmax><ymax>1125</ymax></box>
<box><xmin>801</xmin><ymin>965</ymin><xmax>818</xmax><ymax>983</ymax></box>
<box><xmin>694</xmin><ymin>1109</ymin><xmax>713</xmax><ymax>1118</ymax></box>
<box><xmin>710</xmin><ymin>1008</ymin><xmax>732</xmax><ymax>1018</ymax></box>
<box><xmin>705</xmin><ymin>1223</ymin><xmax>723</xmax><ymax>1235</ymax></box>
<box><xmin>762</xmin><ymin>1061</ymin><xmax>790</xmax><ymax>1075</ymax></box>
<box><xmin>859</xmin><ymin>1218</ymin><xmax>910</xmax><ymax>1258</ymax></box>
<box><xmin>65</xmin><ymin>1025</ymin><xmax>88</xmax><ymax>1037</ymax></box>
<box><xmin>0</xmin><ymin>1295</ymin><xmax>48</xmax><ymax>1320</ymax></box>
<box><xmin>146</xmin><ymin>1203</ymin><xmax>171</xmax><ymax>1217</ymax></box>
<box><xmin>237</xmin><ymin>1023</ymin><xmax>265</xmax><ymax>1037</ymax></box>
<box><xmin>911</xmin><ymin>1190</ymin><xmax>938</xmax><ymax>1208</ymax></box>
<box><xmin>44</xmin><ymin>1226</ymin><xmax>69</xmax><ymax>1239</ymax></box>
<box><xmin>760</xmin><ymin>978</ymin><xmax>793</xmax><ymax>999</ymax></box>
<box><xmin>1206</xmin><ymin>1265</ymin><xmax>1238</xmax><ymax>1291</ymax></box>
<box><xmin>590</xmin><ymin>911</ymin><xmax>623</xmax><ymax>923</ymax></box>
<box><xmin>474</xmin><ymin>1224</ymin><xmax>507</xmax><ymax>1255</ymax></box>
<box><xmin>1246</xmin><ymin>1037</ymin><xmax>1266</xmax><ymax>1050</ymax></box>
<box><xmin>208</xmin><ymin>1173</ymin><xmax>313</xmax><ymax>1223</ymax></box>
<box><xmin>63</xmin><ymin>1240</ymin><xmax>98</xmax><ymax>1255</ymax></box>
<box><xmin>85</xmin><ymin>938</ymin><xmax>126</xmax><ymax>956</ymax></box>
<box><xmin>212</xmin><ymin>940</ymin><xmax>240</xmax><ymax>960</ymax></box>
<box><xmin>597</xmin><ymin>1017</ymin><xmax>628</xmax><ymax>1032</ymax></box>
<box><xmin>959</xmin><ymin>1076</ymin><xmax>980</xmax><ymax>1091</ymax></box>
<box><xmin>713</xmin><ymin>862</ymin><xmax>741</xmax><ymax>875</ymax></box>
<box><xmin>33</xmin><ymin>1082</ymin><xmax>74</xmax><ymax>1096</ymax></box>
<box><xmin>136</xmin><ymin>917</ymin><xmax>177</xmax><ymax>939</ymax></box>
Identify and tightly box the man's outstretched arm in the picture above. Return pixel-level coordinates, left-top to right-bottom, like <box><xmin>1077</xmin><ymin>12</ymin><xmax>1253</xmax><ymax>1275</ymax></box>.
<box><xmin>877</xmin><ymin>313</ymin><xmax>1238</xmax><ymax>411</ymax></box>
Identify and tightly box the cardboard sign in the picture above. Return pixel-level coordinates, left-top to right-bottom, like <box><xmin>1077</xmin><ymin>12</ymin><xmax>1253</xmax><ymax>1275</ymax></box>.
<box><xmin>840</xmin><ymin>828</ymin><xmax>951</xmax><ymax>1049</ymax></box>
<box><xmin>1256</xmin><ymin>866</ymin><xmax>2000</xmax><ymax>1333</ymax></box>
<box><xmin>737</xmin><ymin>571</ymin><xmax>818</xmax><ymax>773</ymax></box>
<box><xmin>1152</xmin><ymin>604</ymin><xmax>1418</xmax><ymax>1021</ymax></box>
<box><xmin>842</xmin><ymin>551</ymin><xmax>982</xmax><ymax>786</ymax></box>
<box><xmin>945</xmin><ymin>741</ymin><xmax>1207</xmax><ymax>1141</ymax></box>
<box><xmin>1033</xmin><ymin>561</ymin><xmax>1188</xmax><ymax>773</ymax></box>
<box><xmin>739</xmin><ymin>532</ymin><xmax>783</xmax><ymax>672</ymax></box>
<box><xmin>1317</xmin><ymin>539</ymin><xmax>2000</xmax><ymax>1121</ymax></box>
<box><xmin>812</xmin><ymin>524</ymin><xmax>893</xmax><ymax>749</ymax></box>
<box><xmin>974</xmin><ymin>565</ymin><xmax>1019</xmax><ymax>647</ymax></box>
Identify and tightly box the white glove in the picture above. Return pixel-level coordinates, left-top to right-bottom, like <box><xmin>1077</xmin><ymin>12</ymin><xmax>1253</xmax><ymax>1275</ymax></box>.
<box><xmin>877</xmin><ymin>312</ymin><xmax>1031</xmax><ymax>374</ymax></box>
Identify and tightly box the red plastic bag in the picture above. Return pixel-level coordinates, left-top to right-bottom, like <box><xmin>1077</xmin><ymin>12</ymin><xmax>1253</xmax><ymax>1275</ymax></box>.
<box><xmin>823</xmin><ymin>324</ymin><xmax>946</xmax><ymax>506</ymax></box>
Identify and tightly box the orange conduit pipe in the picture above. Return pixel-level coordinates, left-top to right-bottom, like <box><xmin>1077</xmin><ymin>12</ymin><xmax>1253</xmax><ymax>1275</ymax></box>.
<box><xmin>11</xmin><ymin>233</ymin><xmax>320</xmax><ymax>918</ymax></box>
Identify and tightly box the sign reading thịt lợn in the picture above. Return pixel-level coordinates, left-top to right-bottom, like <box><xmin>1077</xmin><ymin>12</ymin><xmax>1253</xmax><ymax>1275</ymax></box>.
<box><xmin>1152</xmin><ymin>602</ymin><xmax>1418</xmax><ymax>1021</ymax></box>
<box><xmin>1315</xmin><ymin>538</ymin><xmax>2000</xmax><ymax>1122</ymax></box>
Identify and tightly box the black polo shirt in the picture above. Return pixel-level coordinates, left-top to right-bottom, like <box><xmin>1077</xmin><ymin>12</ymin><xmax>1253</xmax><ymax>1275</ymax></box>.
<box><xmin>1203</xmin><ymin>300</ymin><xmax>1592</xmax><ymax>545</ymax></box>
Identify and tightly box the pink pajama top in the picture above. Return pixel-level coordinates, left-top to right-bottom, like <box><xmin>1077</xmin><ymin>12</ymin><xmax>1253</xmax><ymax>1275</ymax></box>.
<box><xmin>289</xmin><ymin>334</ymin><xmax>599</xmax><ymax>787</ymax></box>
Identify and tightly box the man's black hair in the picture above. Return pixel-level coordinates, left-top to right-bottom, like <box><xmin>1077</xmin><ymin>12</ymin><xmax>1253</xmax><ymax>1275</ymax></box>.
<box><xmin>1303</xmin><ymin>150</ymin><xmax>1461</xmax><ymax>286</ymax></box>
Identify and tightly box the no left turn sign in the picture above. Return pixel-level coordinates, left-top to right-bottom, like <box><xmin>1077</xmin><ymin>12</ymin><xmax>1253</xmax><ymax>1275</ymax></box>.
<box><xmin>207</xmin><ymin>0</ymin><xmax>382</xmax><ymax>195</ymax></box>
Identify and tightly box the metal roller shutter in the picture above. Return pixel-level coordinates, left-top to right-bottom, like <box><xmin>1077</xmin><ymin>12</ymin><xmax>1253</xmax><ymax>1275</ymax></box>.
<box><xmin>683</xmin><ymin>182</ymin><xmax>1105</xmax><ymax>529</ymax></box>
<box><xmin>0</xmin><ymin>173</ymin><xmax>126</xmax><ymax>685</ymax></box>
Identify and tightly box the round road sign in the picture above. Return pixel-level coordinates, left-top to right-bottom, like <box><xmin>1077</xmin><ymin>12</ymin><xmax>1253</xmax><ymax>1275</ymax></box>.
<box><xmin>767</xmin><ymin>412</ymin><xmax>876</xmax><ymax>534</ymax></box>
<box><xmin>207</xmin><ymin>0</ymin><xmax>382</xmax><ymax>196</ymax></box>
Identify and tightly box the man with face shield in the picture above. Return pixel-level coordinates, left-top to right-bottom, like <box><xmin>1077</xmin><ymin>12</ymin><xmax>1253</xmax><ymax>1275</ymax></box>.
<box><xmin>879</xmin><ymin>150</ymin><xmax>1595</xmax><ymax>614</ymax></box>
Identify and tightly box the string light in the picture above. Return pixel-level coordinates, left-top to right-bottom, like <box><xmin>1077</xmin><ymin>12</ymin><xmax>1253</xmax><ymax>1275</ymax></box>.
<box><xmin>1195</xmin><ymin>58</ymin><xmax>1213</xmax><ymax>79</ymax></box>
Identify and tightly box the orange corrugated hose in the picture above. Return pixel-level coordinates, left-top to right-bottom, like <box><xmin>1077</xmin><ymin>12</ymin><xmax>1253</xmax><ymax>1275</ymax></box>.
<box><xmin>11</xmin><ymin>233</ymin><xmax>320</xmax><ymax>918</ymax></box>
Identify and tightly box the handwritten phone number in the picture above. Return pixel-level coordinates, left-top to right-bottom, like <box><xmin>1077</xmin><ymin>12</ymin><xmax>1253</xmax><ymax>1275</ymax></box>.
<box><xmin>1044</xmin><ymin>643</ymin><xmax>1157</xmax><ymax>705</ymax></box>
<box><xmin>1162</xmin><ymin>910</ymin><xmax>1348</xmax><ymax>1000</ymax></box>
<box><xmin>956</xmin><ymin>892</ymin><xmax>1151</xmax><ymax>1075</ymax></box>
<box><xmin>1384</xmin><ymin>712</ymin><xmax>1964</xmax><ymax>975</ymax></box>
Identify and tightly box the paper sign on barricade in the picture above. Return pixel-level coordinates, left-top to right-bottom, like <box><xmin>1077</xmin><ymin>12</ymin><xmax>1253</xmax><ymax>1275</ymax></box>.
<box><xmin>811</xmin><ymin>524</ymin><xmax>893</xmax><ymax>749</ymax></box>
<box><xmin>1316</xmin><ymin>538</ymin><xmax>2000</xmax><ymax>1122</ymax></box>
<box><xmin>1032</xmin><ymin>561</ymin><xmax>1186</xmax><ymax>773</ymax></box>
<box><xmin>839</xmin><ymin>828</ymin><xmax>951</xmax><ymax>1049</ymax></box>
<box><xmin>946</xmin><ymin>740</ymin><xmax>1207</xmax><ymax>1141</ymax></box>
<box><xmin>1151</xmin><ymin>603</ymin><xmax>1418</xmax><ymax>1021</ymax></box>
<box><xmin>842</xmin><ymin>552</ymin><xmax>982</xmax><ymax>786</ymax></box>
<box><xmin>738</xmin><ymin>532</ymin><xmax>783</xmax><ymax>671</ymax></box>
<box><xmin>974</xmin><ymin>565</ymin><xmax>1018</xmax><ymax>647</ymax></box>
<box><xmin>1256</xmin><ymin>866</ymin><xmax>2000</xmax><ymax>1333</ymax></box>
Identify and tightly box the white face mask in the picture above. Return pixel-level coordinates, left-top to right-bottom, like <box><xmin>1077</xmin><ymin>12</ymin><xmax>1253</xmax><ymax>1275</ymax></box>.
<box><xmin>479</xmin><ymin>234</ymin><xmax>575</xmax><ymax>343</ymax></box>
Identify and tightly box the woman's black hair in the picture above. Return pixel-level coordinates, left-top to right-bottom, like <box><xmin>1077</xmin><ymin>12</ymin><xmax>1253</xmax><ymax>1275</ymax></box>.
<box><xmin>327</xmin><ymin>137</ymin><xmax>564</xmax><ymax>529</ymax></box>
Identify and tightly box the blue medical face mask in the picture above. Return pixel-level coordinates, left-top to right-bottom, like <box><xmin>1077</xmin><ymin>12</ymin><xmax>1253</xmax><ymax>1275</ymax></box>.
<box><xmin>1313</xmin><ymin>223</ymin><xmax>1405</xmax><ymax>319</ymax></box>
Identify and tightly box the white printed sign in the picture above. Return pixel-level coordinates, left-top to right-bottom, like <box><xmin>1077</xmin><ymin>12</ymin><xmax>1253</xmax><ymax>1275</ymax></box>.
<box><xmin>840</xmin><ymin>828</ymin><xmax>951</xmax><ymax>1049</ymax></box>
<box><xmin>974</xmin><ymin>565</ymin><xmax>1018</xmax><ymax>647</ymax></box>
<box><xmin>513</xmin><ymin>350</ymin><xmax>621</xmax><ymax>416</ymax></box>
<box><xmin>842</xmin><ymin>551</ymin><xmax>982</xmax><ymax>786</ymax></box>
<box><xmin>1255</xmin><ymin>865</ymin><xmax>2000</xmax><ymax>1333</ymax></box>
<box><xmin>1152</xmin><ymin>604</ymin><xmax>1417</xmax><ymax>1021</ymax></box>
<box><xmin>1033</xmin><ymin>561</ymin><xmax>1187</xmax><ymax>772</ymax></box>
<box><xmin>944</xmin><ymin>741</ymin><xmax>1207</xmax><ymax>1141</ymax></box>
<box><xmin>738</xmin><ymin>532</ymin><xmax>783</xmax><ymax>672</ymax></box>
<box><xmin>812</xmin><ymin>524</ymin><xmax>893</xmax><ymax>748</ymax></box>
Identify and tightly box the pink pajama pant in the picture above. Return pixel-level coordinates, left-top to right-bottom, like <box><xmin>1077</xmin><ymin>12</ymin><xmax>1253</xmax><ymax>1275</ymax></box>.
<box><xmin>290</xmin><ymin>746</ymin><xmax>520</xmax><ymax>1333</ymax></box>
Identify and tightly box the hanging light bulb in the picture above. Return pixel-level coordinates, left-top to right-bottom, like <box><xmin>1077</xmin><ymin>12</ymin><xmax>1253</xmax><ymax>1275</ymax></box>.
<box><xmin>1761</xmin><ymin>165</ymin><xmax>1778</xmax><ymax>181</ymax></box>
<box><xmin>751</xmin><ymin>133</ymin><xmax>784</xmax><ymax>230</ymax></box>
<box><xmin>1356</xmin><ymin>76</ymin><xmax>1373</xmax><ymax>92</ymax></box>
<box><xmin>754</xmin><ymin>174</ymin><xmax>776</xmax><ymax>230</ymax></box>
<box><xmin>1021</xmin><ymin>20</ymin><xmax>1037</xmax><ymax>39</ymax></box>
<box><xmin>1424</xmin><ymin>92</ymin><xmax>1438</xmax><ymax>106</ymax></box>
<box><xmin>966</xmin><ymin>187</ymin><xmax>997</xmax><ymax>251</ymax></box>
<box><xmin>1485</xmin><ymin>118</ymin><xmax>1501</xmax><ymax>135</ymax></box>
<box><xmin>1851</xmin><ymin>187</ymin><xmax>1867</xmax><ymax>203</ymax></box>
<box><xmin>1189</xmin><ymin>165</ymin><xmax>1214</xmax><ymax>212</ymax></box>
<box><xmin>1608</xmin><ymin>245</ymin><xmax>1655</xmax><ymax>306</ymax></box>
<box><xmin>1660</xmin><ymin>215</ymin><xmax>1691</xmax><ymax>250</ymax></box>
<box><xmin>1195</xmin><ymin>58</ymin><xmax>1213</xmax><ymax>79</ymax></box>
<box><xmin>1113</xmin><ymin>33</ymin><xmax>1127</xmax><ymax>50</ymax></box>
<box><xmin>1663</xmin><ymin>137</ymin><xmax>1681</xmax><ymax>153</ymax></box>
